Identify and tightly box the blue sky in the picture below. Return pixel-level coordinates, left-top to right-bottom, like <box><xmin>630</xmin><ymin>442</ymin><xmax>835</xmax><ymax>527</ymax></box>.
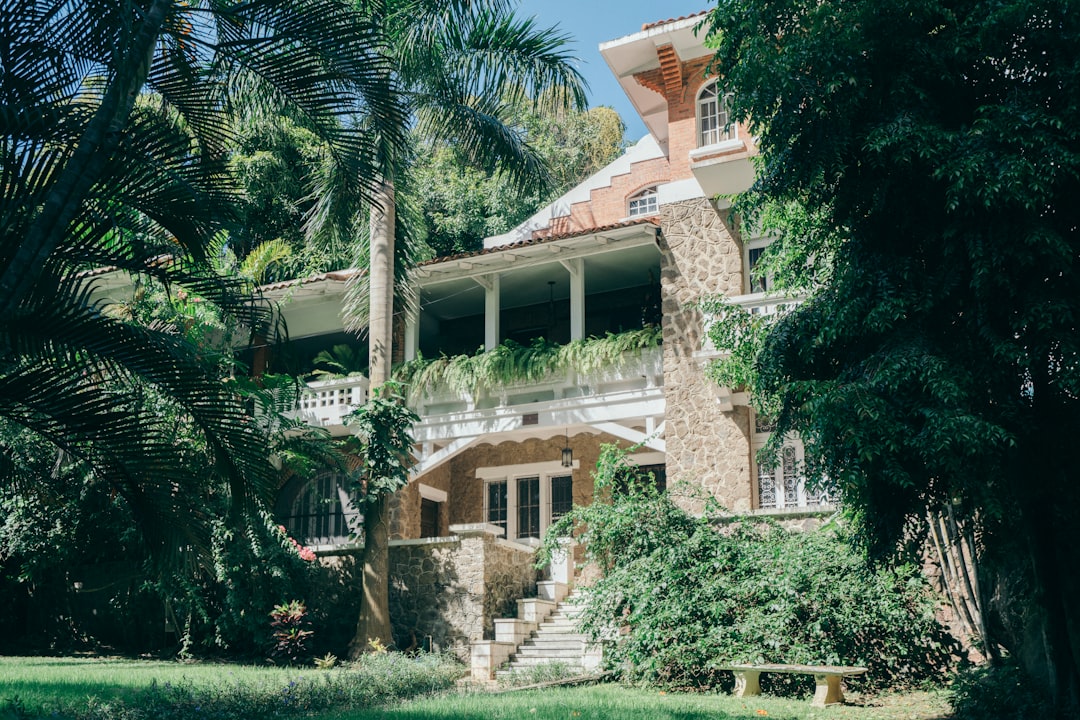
<box><xmin>515</xmin><ymin>0</ymin><xmax>710</xmax><ymax>140</ymax></box>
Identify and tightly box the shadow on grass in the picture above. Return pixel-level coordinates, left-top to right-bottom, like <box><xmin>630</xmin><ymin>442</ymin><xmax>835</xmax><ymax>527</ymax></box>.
<box><xmin>324</xmin><ymin>687</ymin><xmax>804</xmax><ymax>720</ymax></box>
<box><xmin>319</xmin><ymin>685</ymin><xmax>953</xmax><ymax>720</ymax></box>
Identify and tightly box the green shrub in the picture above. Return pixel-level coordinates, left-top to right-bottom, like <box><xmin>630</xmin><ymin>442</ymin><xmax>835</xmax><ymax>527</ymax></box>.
<box><xmin>540</xmin><ymin>444</ymin><xmax>958</xmax><ymax>693</ymax></box>
<box><xmin>948</xmin><ymin>662</ymin><xmax>1051</xmax><ymax>720</ymax></box>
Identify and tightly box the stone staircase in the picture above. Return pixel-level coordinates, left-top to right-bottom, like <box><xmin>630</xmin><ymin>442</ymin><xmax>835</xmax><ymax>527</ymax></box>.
<box><xmin>495</xmin><ymin>588</ymin><xmax>596</xmax><ymax>679</ymax></box>
<box><xmin>470</xmin><ymin>580</ymin><xmax>601</xmax><ymax>681</ymax></box>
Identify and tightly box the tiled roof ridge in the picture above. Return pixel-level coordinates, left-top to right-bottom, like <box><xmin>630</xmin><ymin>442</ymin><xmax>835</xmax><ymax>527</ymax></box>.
<box><xmin>419</xmin><ymin>218</ymin><xmax>660</xmax><ymax>267</ymax></box>
<box><xmin>258</xmin><ymin>268</ymin><xmax>361</xmax><ymax>292</ymax></box>
<box><xmin>641</xmin><ymin>10</ymin><xmax>708</xmax><ymax>32</ymax></box>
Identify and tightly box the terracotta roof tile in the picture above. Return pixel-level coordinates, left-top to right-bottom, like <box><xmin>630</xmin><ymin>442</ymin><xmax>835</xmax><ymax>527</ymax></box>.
<box><xmin>258</xmin><ymin>269</ymin><xmax>361</xmax><ymax>292</ymax></box>
<box><xmin>641</xmin><ymin>10</ymin><xmax>708</xmax><ymax>32</ymax></box>
<box><xmin>418</xmin><ymin>218</ymin><xmax>660</xmax><ymax>267</ymax></box>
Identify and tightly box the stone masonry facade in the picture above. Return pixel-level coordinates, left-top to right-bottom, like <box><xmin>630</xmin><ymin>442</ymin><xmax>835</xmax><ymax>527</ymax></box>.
<box><xmin>659</xmin><ymin>198</ymin><xmax>753</xmax><ymax>513</ymax></box>
<box><xmin>387</xmin><ymin>525</ymin><xmax>536</xmax><ymax>658</ymax></box>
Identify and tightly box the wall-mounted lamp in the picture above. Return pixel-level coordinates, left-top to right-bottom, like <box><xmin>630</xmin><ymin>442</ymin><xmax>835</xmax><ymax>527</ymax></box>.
<box><xmin>561</xmin><ymin>429</ymin><xmax>573</xmax><ymax>468</ymax></box>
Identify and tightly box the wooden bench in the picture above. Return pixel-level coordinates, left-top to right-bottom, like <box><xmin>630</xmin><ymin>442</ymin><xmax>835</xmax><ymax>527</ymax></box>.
<box><xmin>717</xmin><ymin>663</ymin><xmax>868</xmax><ymax>707</ymax></box>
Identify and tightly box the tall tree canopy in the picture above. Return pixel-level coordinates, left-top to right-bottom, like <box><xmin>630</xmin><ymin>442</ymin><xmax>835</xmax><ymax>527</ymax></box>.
<box><xmin>412</xmin><ymin>104</ymin><xmax>625</xmax><ymax>257</ymax></box>
<box><xmin>0</xmin><ymin>0</ymin><xmax>404</xmax><ymax>555</ymax></box>
<box><xmin>704</xmin><ymin>0</ymin><xmax>1079</xmax><ymax>712</ymax></box>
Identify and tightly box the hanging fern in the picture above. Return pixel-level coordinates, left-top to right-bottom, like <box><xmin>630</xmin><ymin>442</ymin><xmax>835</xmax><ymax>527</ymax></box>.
<box><xmin>393</xmin><ymin>326</ymin><xmax>662</xmax><ymax>401</ymax></box>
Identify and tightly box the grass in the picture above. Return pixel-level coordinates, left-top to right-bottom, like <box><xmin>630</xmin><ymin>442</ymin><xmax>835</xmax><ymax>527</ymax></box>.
<box><xmin>0</xmin><ymin>656</ymin><xmax>328</xmax><ymax>709</ymax></box>
<box><xmin>0</xmin><ymin>654</ymin><xmax>462</xmax><ymax>718</ymax></box>
<box><xmin>0</xmin><ymin>658</ymin><xmax>953</xmax><ymax>720</ymax></box>
<box><xmin>312</xmin><ymin>684</ymin><xmax>953</xmax><ymax>720</ymax></box>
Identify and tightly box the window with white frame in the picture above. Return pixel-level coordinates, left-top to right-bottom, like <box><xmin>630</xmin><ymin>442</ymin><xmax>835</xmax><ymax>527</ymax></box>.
<box><xmin>627</xmin><ymin>186</ymin><xmax>658</xmax><ymax>217</ymax></box>
<box><xmin>752</xmin><ymin>413</ymin><xmax>834</xmax><ymax>510</ymax></box>
<box><xmin>480</xmin><ymin>461</ymin><xmax>577</xmax><ymax>542</ymax></box>
<box><xmin>283</xmin><ymin>472</ymin><xmax>363</xmax><ymax>546</ymax></box>
<box><xmin>698</xmin><ymin>81</ymin><xmax>737</xmax><ymax>147</ymax></box>
<box><xmin>745</xmin><ymin>237</ymin><xmax>772</xmax><ymax>294</ymax></box>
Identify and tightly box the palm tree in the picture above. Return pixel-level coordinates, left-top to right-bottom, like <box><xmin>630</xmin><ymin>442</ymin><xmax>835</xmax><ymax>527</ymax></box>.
<box><xmin>341</xmin><ymin>0</ymin><xmax>587</xmax><ymax>653</ymax></box>
<box><xmin>0</xmin><ymin>0</ymin><xmax>406</xmax><ymax>556</ymax></box>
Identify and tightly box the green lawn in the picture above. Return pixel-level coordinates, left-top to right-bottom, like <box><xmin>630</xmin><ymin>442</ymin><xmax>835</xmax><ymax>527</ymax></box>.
<box><xmin>318</xmin><ymin>684</ymin><xmax>952</xmax><ymax>720</ymax></box>
<box><xmin>0</xmin><ymin>657</ymin><xmax>952</xmax><ymax>720</ymax></box>
<box><xmin>0</xmin><ymin>656</ymin><xmax>327</xmax><ymax>709</ymax></box>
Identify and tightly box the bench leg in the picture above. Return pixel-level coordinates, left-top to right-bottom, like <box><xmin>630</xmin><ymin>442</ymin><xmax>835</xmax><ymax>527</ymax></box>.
<box><xmin>812</xmin><ymin>674</ymin><xmax>844</xmax><ymax>707</ymax></box>
<box><xmin>732</xmin><ymin>670</ymin><xmax>761</xmax><ymax>697</ymax></box>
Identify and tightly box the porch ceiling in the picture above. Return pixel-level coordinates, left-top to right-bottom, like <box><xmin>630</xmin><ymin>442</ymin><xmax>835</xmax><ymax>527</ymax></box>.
<box><xmin>417</xmin><ymin>241</ymin><xmax>661</xmax><ymax>321</ymax></box>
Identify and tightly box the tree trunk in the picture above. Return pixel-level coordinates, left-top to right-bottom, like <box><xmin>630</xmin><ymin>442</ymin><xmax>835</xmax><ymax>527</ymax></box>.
<box><xmin>1008</xmin><ymin>365</ymin><xmax>1080</xmax><ymax>717</ymax></box>
<box><xmin>350</xmin><ymin>182</ymin><xmax>395</xmax><ymax>656</ymax></box>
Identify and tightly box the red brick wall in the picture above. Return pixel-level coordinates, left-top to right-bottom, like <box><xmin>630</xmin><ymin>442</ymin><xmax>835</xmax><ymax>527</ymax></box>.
<box><xmin>532</xmin><ymin>156</ymin><xmax>670</xmax><ymax>238</ymax></box>
<box><xmin>634</xmin><ymin>56</ymin><xmax>755</xmax><ymax>183</ymax></box>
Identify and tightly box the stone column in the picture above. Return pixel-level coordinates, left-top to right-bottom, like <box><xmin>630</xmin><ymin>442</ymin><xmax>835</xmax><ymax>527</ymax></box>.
<box><xmin>659</xmin><ymin>198</ymin><xmax>753</xmax><ymax>513</ymax></box>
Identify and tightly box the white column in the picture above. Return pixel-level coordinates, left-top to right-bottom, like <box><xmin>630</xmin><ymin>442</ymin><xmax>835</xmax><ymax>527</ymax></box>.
<box><xmin>404</xmin><ymin>308</ymin><xmax>419</xmax><ymax>361</ymax></box>
<box><xmin>476</xmin><ymin>274</ymin><xmax>500</xmax><ymax>351</ymax></box>
<box><xmin>562</xmin><ymin>259</ymin><xmax>584</xmax><ymax>341</ymax></box>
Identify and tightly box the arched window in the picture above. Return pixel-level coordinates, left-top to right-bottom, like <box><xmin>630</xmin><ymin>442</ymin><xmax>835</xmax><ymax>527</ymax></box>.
<box><xmin>627</xmin><ymin>186</ymin><xmax>658</xmax><ymax>217</ymax></box>
<box><xmin>281</xmin><ymin>472</ymin><xmax>362</xmax><ymax>547</ymax></box>
<box><xmin>698</xmin><ymin>81</ymin><xmax>736</xmax><ymax>147</ymax></box>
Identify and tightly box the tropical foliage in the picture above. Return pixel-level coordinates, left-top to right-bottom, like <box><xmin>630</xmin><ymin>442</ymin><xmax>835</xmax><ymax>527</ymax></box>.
<box><xmin>0</xmin><ymin>0</ymin><xmax>405</xmax><ymax>560</ymax></box>
<box><xmin>703</xmin><ymin>0</ymin><xmax>1080</xmax><ymax>710</ymax></box>
<box><xmin>412</xmin><ymin>104</ymin><xmax>626</xmax><ymax>257</ymax></box>
<box><xmin>344</xmin><ymin>382</ymin><xmax>419</xmax><ymax>501</ymax></box>
<box><xmin>394</xmin><ymin>326</ymin><xmax>662</xmax><ymax>401</ymax></box>
<box><xmin>0</xmin><ymin>282</ymin><xmax>350</xmax><ymax>658</ymax></box>
<box><xmin>540</xmin><ymin>445</ymin><xmax>957</xmax><ymax>692</ymax></box>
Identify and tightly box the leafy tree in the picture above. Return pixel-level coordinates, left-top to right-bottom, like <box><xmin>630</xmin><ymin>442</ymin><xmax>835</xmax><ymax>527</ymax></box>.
<box><xmin>0</xmin><ymin>0</ymin><xmax>404</xmax><ymax>558</ymax></box>
<box><xmin>412</xmin><ymin>104</ymin><xmax>626</xmax><ymax>257</ymax></box>
<box><xmin>703</xmin><ymin>0</ymin><xmax>1080</xmax><ymax>712</ymax></box>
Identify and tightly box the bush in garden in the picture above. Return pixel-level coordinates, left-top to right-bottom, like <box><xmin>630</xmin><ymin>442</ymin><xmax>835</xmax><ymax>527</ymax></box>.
<box><xmin>270</xmin><ymin>601</ymin><xmax>315</xmax><ymax>665</ymax></box>
<box><xmin>540</xmin><ymin>444</ymin><xmax>959</xmax><ymax>693</ymax></box>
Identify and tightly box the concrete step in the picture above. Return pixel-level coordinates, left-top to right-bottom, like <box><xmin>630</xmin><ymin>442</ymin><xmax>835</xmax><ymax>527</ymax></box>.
<box><xmin>534</xmin><ymin>624</ymin><xmax>583</xmax><ymax>634</ymax></box>
<box><xmin>494</xmin><ymin>663</ymin><xmax>585</xmax><ymax>679</ymax></box>
<box><xmin>526</xmin><ymin>635</ymin><xmax>588</xmax><ymax>646</ymax></box>
<box><xmin>504</xmin><ymin>655</ymin><xmax>587</xmax><ymax>668</ymax></box>
<box><xmin>515</xmin><ymin>648</ymin><xmax>586</xmax><ymax>659</ymax></box>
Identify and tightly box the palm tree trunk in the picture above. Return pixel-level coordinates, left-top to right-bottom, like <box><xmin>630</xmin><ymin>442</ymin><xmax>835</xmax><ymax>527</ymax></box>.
<box><xmin>0</xmin><ymin>0</ymin><xmax>172</xmax><ymax>317</ymax></box>
<box><xmin>351</xmin><ymin>181</ymin><xmax>395</xmax><ymax>655</ymax></box>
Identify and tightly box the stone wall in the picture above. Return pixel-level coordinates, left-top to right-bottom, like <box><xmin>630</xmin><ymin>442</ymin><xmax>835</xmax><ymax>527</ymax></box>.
<box><xmin>659</xmin><ymin>198</ymin><xmax>754</xmax><ymax>512</ymax></box>
<box><xmin>389</xmin><ymin>462</ymin><xmax>452</xmax><ymax>540</ymax></box>
<box><xmin>387</xmin><ymin>525</ymin><xmax>536</xmax><ymax>658</ymax></box>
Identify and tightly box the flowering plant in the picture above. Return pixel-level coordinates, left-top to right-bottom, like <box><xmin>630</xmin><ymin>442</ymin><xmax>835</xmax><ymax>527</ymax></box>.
<box><xmin>277</xmin><ymin>525</ymin><xmax>316</xmax><ymax>561</ymax></box>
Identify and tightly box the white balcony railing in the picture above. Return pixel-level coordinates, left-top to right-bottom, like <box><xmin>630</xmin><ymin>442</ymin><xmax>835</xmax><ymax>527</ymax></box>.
<box><xmin>290</xmin><ymin>375</ymin><xmax>369</xmax><ymax>428</ymax></box>
<box><xmin>727</xmin><ymin>291</ymin><xmax>803</xmax><ymax>317</ymax></box>
<box><xmin>412</xmin><ymin>347</ymin><xmax>665</xmax><ymax>444</ymax></box>
<box><xmin>288</xmin><ymin>348</ymin><xmax>664</xmax><ymax>440</ymax></box>
<box><xmin>413</xmin><ymin>347</ymin><xmax>663</xmax><ymax>416</ymax></box>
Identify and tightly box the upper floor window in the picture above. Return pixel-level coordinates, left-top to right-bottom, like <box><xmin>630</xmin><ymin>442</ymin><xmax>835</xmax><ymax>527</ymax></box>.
<box><xmin>628</xmin><ymin>187</ymin><xmax>658</xmax><ymax>217</ymax></box>
<box><xmin>698</xmin><ymin>81</ymin><xmax>736</xmax><ymax>147</ymax></box>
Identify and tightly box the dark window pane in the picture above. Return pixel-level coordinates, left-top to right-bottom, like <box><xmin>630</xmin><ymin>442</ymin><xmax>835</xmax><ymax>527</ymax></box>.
<box><xmin>551</xmin><ymin>475</ymin><xmax>573</xmax><ymax>521</ymax></box>
<box><xmin>487</xmin><ymin>481</ymin><xmax>507</xmax><ymax>534</ymax></box>
<box><xmin>748</xmin><ymin>247</ymin><xmax>768</xmax><ymax>293</ymax></box>
<box><xmin>420</xmin><ymin>498</ymin><xmax>441</xmax><ymax>538</ymax></box>
<box><xmin>517</xmin><ymin>476</ymin><xmax>540</xmax><ymax>539</ymax></box>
